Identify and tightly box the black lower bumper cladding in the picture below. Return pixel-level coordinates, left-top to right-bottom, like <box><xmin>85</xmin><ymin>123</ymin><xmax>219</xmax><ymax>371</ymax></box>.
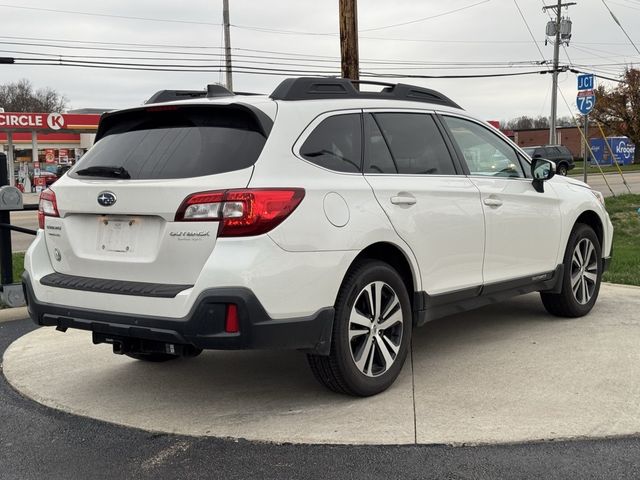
<box><xmin>22</xmin><ymin>273</ymin><xmax>334</xmax><ymax>355</ymax></box>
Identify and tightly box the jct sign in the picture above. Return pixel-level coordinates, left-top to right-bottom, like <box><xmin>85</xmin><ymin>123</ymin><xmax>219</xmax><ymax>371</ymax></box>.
<box><xmin>0</xmin><ymin>112</ymin><xmax>66</xmax><ymax>130</ymax></box>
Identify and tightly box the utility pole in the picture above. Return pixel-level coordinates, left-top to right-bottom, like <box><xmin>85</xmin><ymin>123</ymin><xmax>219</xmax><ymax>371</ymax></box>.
<box><xmin>543</xmin><ymin>0</ymin><xmax>575</xmax><ymax>144</ymax></box>
<box><xmin>223</xmin><ymin>0</ymin><xmax>233</xmax><ymax>92</ymax></box>
<box><xmin>339</xmin><ymin>0</ymin><xmax>359</xmax><ymax>81</ymax></box>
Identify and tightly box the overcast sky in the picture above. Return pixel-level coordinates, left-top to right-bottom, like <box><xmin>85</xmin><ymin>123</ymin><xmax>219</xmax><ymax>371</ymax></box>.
<box><xmin>1</xmin><ymin>0</ymin><xmax>639</xmax><ymax>122</ymax></box>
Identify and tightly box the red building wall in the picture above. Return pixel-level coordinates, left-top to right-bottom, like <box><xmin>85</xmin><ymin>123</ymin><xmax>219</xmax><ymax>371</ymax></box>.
<box><xmin>510</xmin><ymin>127</ymin><xmax>603</xmax><ymax>159</ymax></box>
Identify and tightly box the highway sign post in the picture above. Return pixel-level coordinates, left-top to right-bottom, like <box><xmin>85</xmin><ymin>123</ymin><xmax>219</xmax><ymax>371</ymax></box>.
<box><xmin>577</xmin><ymin>74</ymin><xmax>596</xmax><ymax>182</ymax></box>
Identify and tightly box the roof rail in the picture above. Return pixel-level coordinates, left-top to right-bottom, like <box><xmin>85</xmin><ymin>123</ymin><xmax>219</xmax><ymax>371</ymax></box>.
<box><xmin>269</xmin><ymin>77</ymin><xmax>462</xmax><ymax>109</ymax></box>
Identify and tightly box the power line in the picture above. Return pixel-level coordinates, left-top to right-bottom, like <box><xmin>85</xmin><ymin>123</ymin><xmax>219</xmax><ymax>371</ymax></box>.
<box><xmin>600</xmin><ymin>0</ymin><xmax>640</xmax><ymax>55</ymax></box>
<box><xmin>513</xmin><ymin>0</ymin><xmax>547</xmax><ymax>60</ymax></box>
<box><xmin>0</xmin><ymin>3</ymin><xmax>222</xmax><ymax>27</ymax></box>
<box><xmin>0</xmin><ymin>41</ymin><xmax>550</xmax><ymax>68</ymax></box>
<box><xmin>609</xmin><ymin>0</ymin><xmax>640</xmax><ymax>11</ymax></box>
<box><xmin>9</xmin><ymin>57</ymin><xmax>557</xmax><ymax>79</ymax></box>
<box><xmin>5</xmin><ymin>51</ymin><xmax>547</xmax><ymax>72</ymax></box>
<box><xmin>359</xmin><ymin>0</ymin><xmax>490</xmax><ymax>32</ymax></box>
<box><xmin>0</xmin><ymin>32</ymin><xmax>536</xmax><ymax>47</ymax></box>
<box><xmin>0</xmin><ymin>50</ymin><xmax>547</xmax><ymax>69</ymax></box>
<box><xmin>0</xmin><ymin>35</ymin><xmax>219</xmax><ymax>50</ymax></box>
<box><xmin>569</xmin><ymin>67</ymin><xmax>624</xmax><ymax>82</ymax></box>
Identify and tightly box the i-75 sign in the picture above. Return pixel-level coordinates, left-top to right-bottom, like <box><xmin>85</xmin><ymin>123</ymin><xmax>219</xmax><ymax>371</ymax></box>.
<box><xmin>577</xmin><ymin>89</ymin><xmax>596</xmax><ymax>115</ymax></box>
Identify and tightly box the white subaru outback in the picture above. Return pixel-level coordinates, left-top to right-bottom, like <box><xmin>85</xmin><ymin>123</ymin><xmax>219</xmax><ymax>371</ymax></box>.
<box><xmin>24</xmin><ymin>77</ymin><xmax>613</xmax><ymax>396</ymax></box>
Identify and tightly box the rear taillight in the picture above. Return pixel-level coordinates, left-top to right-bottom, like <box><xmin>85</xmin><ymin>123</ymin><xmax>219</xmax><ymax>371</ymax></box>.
<box><xmin>38</xmin><ymin>188</ymin><xmax>59</xmax><ymax>229</ymax></box>
<box><xmin>175</xmin><ymin>188</ymin><xmax>305</xmax><ymax>237</ymax></box>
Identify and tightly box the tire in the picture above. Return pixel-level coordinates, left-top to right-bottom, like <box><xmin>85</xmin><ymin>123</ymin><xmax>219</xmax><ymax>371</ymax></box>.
<box><xmin>125</xmin><ymin>346</ymin><xmax>203</xmax><ymax>362</ymax></box>
<box><xmin>557</xmin><ymin>163</ymin><xmax>568</xmax><ymax>176</ymax></box>
<box><xmin>307</xmin><ymin>260</ymin><xmax>412</xmax><ymax>397</ymax></box>
<box><xmin>541</xmin><ymin>224</ymin><xmax>602</xmax><ymax>317</ymax></box>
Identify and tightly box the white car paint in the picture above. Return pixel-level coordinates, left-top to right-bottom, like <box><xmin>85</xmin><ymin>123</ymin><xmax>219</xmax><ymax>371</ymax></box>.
<box><xmin>25</xmin><ymin>92</ymin><xmax>613</xmax><ymax>323</ymax></box>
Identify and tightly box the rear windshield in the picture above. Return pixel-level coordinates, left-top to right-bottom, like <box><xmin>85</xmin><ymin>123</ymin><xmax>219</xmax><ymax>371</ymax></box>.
<box><xmin>70</xmin><ymin>106</ymin><xmax>267</xmax><ymax>180</ymax></box>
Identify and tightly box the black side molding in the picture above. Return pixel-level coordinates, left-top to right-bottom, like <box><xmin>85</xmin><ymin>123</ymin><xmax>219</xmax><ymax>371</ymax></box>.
<box><xmin>413</xmin><ymin>265</ymin><xmax>564</xmax><ymax>326</ymax></box>
<box><xmin>40</xmin><ymin>272</ymin><xmax>192</xmax><ymax>298</ymax></box>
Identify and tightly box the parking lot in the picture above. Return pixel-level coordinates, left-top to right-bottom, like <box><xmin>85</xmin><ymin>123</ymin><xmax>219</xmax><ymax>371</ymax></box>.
<box><xmin>4</xmin><ymin>283</ymin><xmax>640</xmax><ymax>447</ymax></box>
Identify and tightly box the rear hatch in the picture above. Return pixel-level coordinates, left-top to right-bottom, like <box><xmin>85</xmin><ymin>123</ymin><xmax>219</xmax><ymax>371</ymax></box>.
<box><xmin>42</xmin><ymin>103</ymin><xmax>271</xmax><ymax>285</ymax></box>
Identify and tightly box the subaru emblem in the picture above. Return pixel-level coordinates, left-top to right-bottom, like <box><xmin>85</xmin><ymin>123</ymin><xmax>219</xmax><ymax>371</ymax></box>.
<box><xmin>97</xmin><ymin>191</ymin><xmax>117</xmax><ymax>207</ymax></box>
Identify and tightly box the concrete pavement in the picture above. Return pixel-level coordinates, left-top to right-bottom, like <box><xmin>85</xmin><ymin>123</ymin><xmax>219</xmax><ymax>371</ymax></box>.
<box><xmin>0</xmin><ymin>306</ymin><xmax>28</xmax><ymax>323</ymax></box>
<box><xmin>4</xmin><ymin>283</ymin><xmax>640</xmax><ymax>446</ymax></box>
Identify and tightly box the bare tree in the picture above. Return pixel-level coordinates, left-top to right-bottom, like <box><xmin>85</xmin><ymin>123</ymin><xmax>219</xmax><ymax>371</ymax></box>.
<box><xmin>0</xmin><ymin>79</ymin><xmax>68</xmax><ymax>112</ymax></box>
<box><xmin>532</xmin><ymin>116</ymin><xmax>550</xmax><ymax>129</ymax></box>
<box><xmin>506</xmin><ymin>116</ymin><xmax>534</xmax><ymax>130</ymax></box>
<box><xmin>556</xmin><ymin>116</ymin><xmax>575</xmax><ymax>127</ymax></box>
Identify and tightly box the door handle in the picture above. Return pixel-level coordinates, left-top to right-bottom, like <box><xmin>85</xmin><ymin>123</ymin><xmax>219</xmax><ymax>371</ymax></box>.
<box><xmin>390</xmin><ymin>196</ymin><xmax>416</xmax><ymax>205</ymax></box>
<box><xmin>483</xmin><ymin>198</ymin><xmax>503</xmax><ymax>207</ymax></box>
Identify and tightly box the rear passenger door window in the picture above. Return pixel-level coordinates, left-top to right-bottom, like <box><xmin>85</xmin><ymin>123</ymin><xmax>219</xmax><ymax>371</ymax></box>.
<box><xmin>363</xmin><ymin>114</ymin><xmax>397</xmax><ymax>174</ymax></box>
<box><xmin>300</xmin><ymin>114</ymin><xmax>362</xmax><ymax>173</ymax></box>
<box><xmin>370</xmin><ymin>113</ymin><xmax>456</xmax><ymax>175</ymax></box>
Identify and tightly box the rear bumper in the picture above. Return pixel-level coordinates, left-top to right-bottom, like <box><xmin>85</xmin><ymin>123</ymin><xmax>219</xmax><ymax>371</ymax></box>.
<box><xmin>22</xmin><ymin>272</ymin><xmax>334</xmax><ymax>355</ymax></box>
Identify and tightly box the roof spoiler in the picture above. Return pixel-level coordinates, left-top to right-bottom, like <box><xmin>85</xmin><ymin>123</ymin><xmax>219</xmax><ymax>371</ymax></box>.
<box><xmin>145</xmin><ymin>84</ymin><xmax>237</xmax><ymax>104</ymax></box>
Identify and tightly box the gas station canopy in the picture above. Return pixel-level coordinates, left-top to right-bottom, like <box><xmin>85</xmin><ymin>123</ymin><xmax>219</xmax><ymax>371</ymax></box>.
<box><xmin>0</xmin><ymin>111</ymin><xmax>101</xmax><ymax>188</ymax></box>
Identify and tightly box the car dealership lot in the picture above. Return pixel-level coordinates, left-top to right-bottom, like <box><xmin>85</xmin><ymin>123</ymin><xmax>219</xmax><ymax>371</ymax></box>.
<box><xmin>4</xmin><ymin>283</ymin><xmax>640</xmax><ymax>446</ymax></box>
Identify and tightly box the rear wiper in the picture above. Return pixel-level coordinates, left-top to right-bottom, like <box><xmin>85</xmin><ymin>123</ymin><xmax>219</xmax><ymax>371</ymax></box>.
<box><xmin>75</xmin><ymin>166</ymin><xmax>131</xmax><ymax>179</ymax></box>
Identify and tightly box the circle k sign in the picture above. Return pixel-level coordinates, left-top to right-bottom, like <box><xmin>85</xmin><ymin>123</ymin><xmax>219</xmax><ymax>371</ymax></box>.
<box><xmin>46</xmin><ymin>113</ymin><xmax>65</xmax><ymax>130</ymax></box>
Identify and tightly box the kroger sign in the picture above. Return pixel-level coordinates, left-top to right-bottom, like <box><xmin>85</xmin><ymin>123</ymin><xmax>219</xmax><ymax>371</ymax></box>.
<box><xmin>615</xmin><ymin>140</ymin><xmax>635</xmax><ymax>160</ymax></box>
<box><xmin>590</xmin><ymin>137</ymin><xmax>636</xmax><ymax>165</ymax></box>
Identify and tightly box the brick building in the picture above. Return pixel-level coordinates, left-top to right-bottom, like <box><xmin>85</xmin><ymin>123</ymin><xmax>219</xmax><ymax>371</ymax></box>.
<box><xmin>507</xmin><ymin>127</ymin><xmax>604</xmax><ymax>160</ymax></box>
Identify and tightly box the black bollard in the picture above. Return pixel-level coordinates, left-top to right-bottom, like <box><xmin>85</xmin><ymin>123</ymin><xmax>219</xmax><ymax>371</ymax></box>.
<box><xmin>0</xmin><ymin>152</ymin><xmax>13</xmax><ymax>285</ymax></box>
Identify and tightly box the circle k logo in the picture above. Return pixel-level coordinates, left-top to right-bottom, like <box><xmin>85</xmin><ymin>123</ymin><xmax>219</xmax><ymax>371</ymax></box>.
<box><xmin>46</xmin><ymin>113</ymin><xmax>65</xmax><ymax>130</ymax></box>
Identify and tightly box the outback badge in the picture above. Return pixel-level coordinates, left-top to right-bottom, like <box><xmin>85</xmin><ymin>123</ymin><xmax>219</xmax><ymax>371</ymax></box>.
<box><xmin>97</xmin><ymin>191</ymin><xmax>117</xmax><ymax>207</ymax></box>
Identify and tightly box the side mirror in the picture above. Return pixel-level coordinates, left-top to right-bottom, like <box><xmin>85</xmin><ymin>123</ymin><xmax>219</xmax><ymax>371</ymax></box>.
<box><xmin>531</xmin><ymin>158</ymin><xmax>555</xmax><ymax>193</ymax></box>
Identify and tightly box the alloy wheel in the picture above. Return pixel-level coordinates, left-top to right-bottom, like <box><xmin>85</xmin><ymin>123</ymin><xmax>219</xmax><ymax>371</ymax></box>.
<box><xmin>348</xmin><ymin>281</ymin><xmax>404</xmax><ymax>377</ymax></box>
<box><xmin>571</xmin><ymin>238</ymin><xmax>598</xmax><ymax>305</ymax></box>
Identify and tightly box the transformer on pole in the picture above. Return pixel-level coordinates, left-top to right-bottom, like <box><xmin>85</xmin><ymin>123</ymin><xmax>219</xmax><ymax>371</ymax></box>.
<box><xmin>543</xmin><ymin>1</ymin><xmax>575</xmax><ymax>145</ymax></box>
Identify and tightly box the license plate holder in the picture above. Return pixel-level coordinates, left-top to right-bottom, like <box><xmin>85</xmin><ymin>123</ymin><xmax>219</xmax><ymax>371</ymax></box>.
<box><xmin>99</xmin><ymin>217</ymin><xmax>139</xmax><ymax>253</ymax></box>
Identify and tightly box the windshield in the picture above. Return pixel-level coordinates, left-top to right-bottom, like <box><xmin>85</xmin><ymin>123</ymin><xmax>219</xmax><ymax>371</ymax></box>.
<box><xmin>70</xmin><ymin>106</ymin><xmax>267</xmax><ymax>180</ymax></box>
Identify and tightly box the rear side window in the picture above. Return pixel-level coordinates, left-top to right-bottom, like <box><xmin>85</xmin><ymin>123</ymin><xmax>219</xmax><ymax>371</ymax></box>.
<box><xmin>557</xmin><ymin>146</ymin><xmax>571</xmax><ymax>156</ymax></box>
<box><xmin>545</xmin><ymin>147</ymin><xmax>560</xmax><ymax>157</ymax></box>
<box><xmin>300</xmin><ymin>114</ymin><xmax>362</xmax><ymax>173</ymax></box>
<box><xmin>373</xmin><ymin>113</ymin><xmax>456</xmax><ymax>175</ymax></box>
<box><xmin>70</xmin><ymin>106</ymin><xmax>267</xmax><ymax>180</ymax></box>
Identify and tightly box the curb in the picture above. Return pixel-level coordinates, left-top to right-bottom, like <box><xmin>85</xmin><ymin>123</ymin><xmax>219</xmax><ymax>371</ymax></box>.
<box><xmin>602</xmin><ymin>282</ymin><xmax>640</xmax><ymax>290</ymax></box>
<box><xmin>0</xmin><ymin>307</ymin><xmax>29</xmax><ymax>324</ymax></box>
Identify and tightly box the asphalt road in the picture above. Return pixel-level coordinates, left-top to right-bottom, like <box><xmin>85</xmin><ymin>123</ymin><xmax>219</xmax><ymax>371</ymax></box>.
<box><xmin>2</xmin><ymin>318</ymin><xmax>640</xmax><ymax>480</ymax></box>
<box><xmin>583</xmin><ymin>170</ymin><xmax>640</xmax><ymax>197</ymax></box>
<box><xmin>9</xmin><ymin>209</ymin><xmax>38</xmax><ymax>253</ymax></box>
